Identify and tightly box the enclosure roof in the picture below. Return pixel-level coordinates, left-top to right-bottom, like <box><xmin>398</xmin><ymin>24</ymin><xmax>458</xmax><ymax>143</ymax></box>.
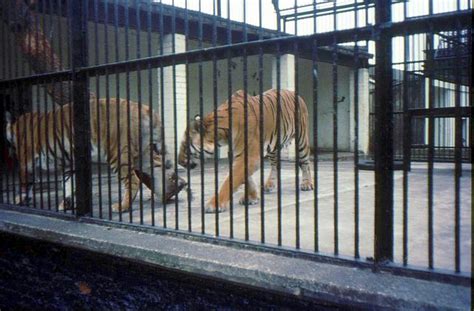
<box><xmin>12</xmin><ymin>0</ymin><xmax>370</xmax><ymax>67</ymax></box>
<box><xmin>107</xmin><ymin>1</ymin><xmax>370</xmax><ymax>65</ymax></box>
<box><xmin>64</xmin><ymin>0</ymin><xmax>367</xmax><ymax>66</ymax></box>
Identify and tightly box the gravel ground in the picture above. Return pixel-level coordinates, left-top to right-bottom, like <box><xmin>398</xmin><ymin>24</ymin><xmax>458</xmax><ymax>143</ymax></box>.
<box><xmin>0</xmin><ymin>233</ymin><xmax>335</xmax><ymax>310</ymax></box>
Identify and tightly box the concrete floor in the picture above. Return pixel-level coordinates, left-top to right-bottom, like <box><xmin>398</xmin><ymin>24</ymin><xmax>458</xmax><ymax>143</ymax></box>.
<box><xmin>2</xmin><ymin>158</ymin><xmax>471</xmax><ymax>274</ymax></box>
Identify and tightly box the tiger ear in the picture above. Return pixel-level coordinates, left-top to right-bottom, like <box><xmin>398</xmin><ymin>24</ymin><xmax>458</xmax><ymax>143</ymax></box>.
<box><xmin>232</xmin><ymin>90</ymin><xmax>246</xmax><ymax>99</ymax></box>
<box><xmin>193</xmin><ymin>119</ymin><xmax>201</xmax><ymax>131</ymax></box>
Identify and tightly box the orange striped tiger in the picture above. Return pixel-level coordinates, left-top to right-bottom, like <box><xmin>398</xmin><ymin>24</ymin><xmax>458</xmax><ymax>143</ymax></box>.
<box><xmin>6</xmin><ymin>98</ymin><xmax>186</xmax><ymax>212</ymax></box>
<box><xmin>178</xmin><ymin>89</ymin><xmax>313</xmax><ymax>213</ymax></box>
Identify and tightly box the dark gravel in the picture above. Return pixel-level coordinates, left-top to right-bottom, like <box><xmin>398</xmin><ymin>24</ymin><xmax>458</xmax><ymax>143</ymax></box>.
<box><xmin>0</xmin><ymin>233</ymin><xmax>336</xmax><ymax>310</ymax></box>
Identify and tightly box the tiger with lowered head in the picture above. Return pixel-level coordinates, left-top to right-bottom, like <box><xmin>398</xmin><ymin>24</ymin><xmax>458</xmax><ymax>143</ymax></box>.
<box><xmin>178</xmin><ymin>89</ymin><xmax>313</xmax><ymax>213</ymax></box>
<box><xmin>6</xmin><ymin>98</ymin><xmax>186</xmax><ymax>212</ymax></box>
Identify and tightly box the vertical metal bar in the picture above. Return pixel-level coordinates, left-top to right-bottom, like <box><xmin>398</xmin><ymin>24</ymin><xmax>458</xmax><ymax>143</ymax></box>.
<box><xmin>71</xmin><ymin>0</ymin><xmax>91</xmax><ymax>217</ymax></box>
<box><xmin>374</xmin><ymin>0</ymin><xmax>394</xmax><ymax>264</ymax></box>
<box><xmin>8</xmin><ymin>88</ymin><xmax>15</xmax><ymax>206</ymax></box>
<box><xmin>43</xmin><ymin>79</ymin><xmax>52</xmax><ymax>211</ymax></box>
<box><xmin>59</xmin><ymin>84</ymin><xmax>68</xmax><ymax>214</ymax></box>
<box><xmin>12</xmin><ymin>1</ymin><xmax>19</xmax><ymax>77</ymax></box>
<box><xmin>216</xmin><ymin>0</ymin><xmax>222</xmax><ymax>17</ymax></box>
<box><xmin>1</xmin><ymin>92</ymin><xmax>7</xmax><ymax>204</ymax></box>
<box><xmin>353</xmin><ymin>0</ymin><xmax>360</xmax><ymax>259</ymax></box>
<box><xmin>136</xmin><ymin>0</ymin><xmax>144</xmax><ymax>225</ymax></box>
<box><xmin>36</xmin><ymin>81</ymin><xmax>44</xmax><ymax>209</ymax></box>
<box><xmin>11</xmin><ymin>2</ymin><xmax>21</xmax><ymax>205</ymax></box>
<box><xmin>276</xmin><ymin>49</ymin><xmax>282</xmax><ymax>246</ymax></box>
<box><xmin>49</xmin><ymin>76</ymin><xmax>59</xmax><ymax>213</ymax></box>
<box><xmin>184</xmin><ymin>0</ymin><xmax>191</xmax><ymax>232</ymax></box>
<box><xmin>94</xmin><ymin>0</ymin><xmax>102</xmax><ymax>218</ymax></box>
<box><xmin>0</xmin><ymin>4</ymin><xmax>5</xmax><ymax>80</ymax></box>
<box><xmin>105</xmin><ymin>0</ymin><xmax>113</xmax><ymax>220</ymax></box>
<box><xmin>3</xmin><ymin>93</ymin><xmax>8</xmax><ymax>204</ymax></box>
<box><xmin>147</xmin><ymin>0</ymin><xmax>155</xmax><ymax>226</ymax></box>
<box><xmin>0</xmin><ymin>93</ymin><xmax>4</xmax><ymax>204</ymax></box>
<box><xmin>34</xmin><ymin>3</ymin><xmax>44</xmax><ymax>209</ymax></box>
<box><xmin>16</xmin><ymin>83</ymin><xmax>24</xmax><ymax>207</ymax></box>
<box><xmin>426</xmin><ymin>29</ymin><xmax>434</xmax><ymax>270</ymax></box>
<box><xmin>125</xmin><ymin>0</ymin><xmax>133</xmax><ymax>223</ymax></box>
<box><xmin>198</xmin><ymin>0</ymin><xmax>205</xmax><ymax>234</ymax></box>
<box><xmin>159</xmin><ymin>0</ymin><xmax>166</xmax><ymax>228</ymax></box>
<box><xmin>258</xmin><ymin>0</ymin><xmax>265</xmax><ymax>244</ymax></box>
<box><xmin>401</xmin><ymin>1</ymin><xmax>409</xmax><ymax>266</ymax></box>
<box><xmin>212</xmin><ymin>1</ymin><xmax>219</xmax><ymax>236</ymax></box>
<box><xmin>466</xmin><ymin>27</ymin><xmax>472</xmax><ymax>273</ymax></box>
<box><xmin>1</xmin><ymin>3</ymin><xmax>6</xmax><ymax>80</ymax></box>
<box><xmin>312</xmin><ymin>0</ymin><xmax>319</xmax><ymax>253</ymax></box>
<box><xmin>6</xmin><ymin>88</ymin><xmax>12</xmax><ymax>206</ymax></box>
<box><xmin>226</xmin><ymin>0</ymin><xmax>234</xmax><ymax>238</ymax></box>
<box><xmin>171</xmin><ymin>0</ymin><xmax>179</xmax><ymax>230</ymax></box>
<box><xmin>23</xmin><ymin>3</ymin><xmax>33</xmax><ymax>210</ymax></box>
<box><xmin>6</xmin><ymin>0</ymin><xmax>12</xmax><ymax>80</ymax></box>
<box><xmin>6</xmin><ymin>90</ymin><xmax>11</xmax><ymax>205</ymax></box>
<box><xmin>11</xmin><ymin>87</ymin><xmax>17</xmax><ymax>206</ymax></box>
<box><xmin>243</xmin><ymin>0</ymin><xmax>249</xmax><ymax>241</ymax></box>
<box><xmin>42</xmin><ymin>0</ymin><xmax>52</xmax><ymax>211</ymax></box>
<box><xmin>67</xmin><ymin>0</ymin><xmax>75</xmax><ymax>214</ymax></box>
<box><xmin>114</xmin><ymin>0</ymin><xmax>123</xmax><ymax>221</ymax></box>
<box><xmin>54</xmin><ymin>0</ymin><xmax>64</xmax><ymax>213</ymax></box>
<box><xmin>294</xmin><ymin>0</ymin><xmax>300</xmax><ymax>250</ymax></box>
<box><xmin>332</xmin><ymin>1</ymin><xmax>339</xmax><ymax>255</ymax></box>
<box><xmin>275</xmin><ymin>0</ymin><xmax>282</xmax><ymax>247</ymax></box>
<box><xmin>453</xmin><ymin>22</ymin><xmax>463</xmax><ymax>273</ymax></box>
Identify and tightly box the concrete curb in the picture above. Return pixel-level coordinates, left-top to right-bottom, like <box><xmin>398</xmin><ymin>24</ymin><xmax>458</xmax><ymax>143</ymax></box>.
<box><xmin>0</xmin><ymin>207</ymin><xmax>470</xmax><ymax>310</ymax></box>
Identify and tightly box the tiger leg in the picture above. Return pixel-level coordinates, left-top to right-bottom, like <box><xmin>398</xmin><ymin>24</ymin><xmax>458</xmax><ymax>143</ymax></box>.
<box><xmin>15</xmin><ymin>159</ymin><xmax>34</xmax><ymax>205</ymax></box>
<box><xmin>299</xmin><ymin>161</ymin><xmax>314</xmax><ymax>191</ymax></box>
<box><xmin>297</xmin><ymin>129</ymin><xmax>314</xmax><ymax>191</ymax></box>
<box><xmin>264</xmin><ymin>151</ymin><xmax>278</xmax><ymax>193</ymax></box>
<box><xmin>58</xmin><ymin>171</ymin><xmax>74</xmax><ymax>211</ymax></box>
<box><xmin>206</xmin><ymin>154</ymin><xmax>259</xmax><ymax>213</ymax></box>
<box><xmin>238</xmin><ymin>175</ymin><xmax>259</xmax><ymax>206</ymax></box>
<box><xmin>113</xmin><ymin>169</ymin><xmax>141</xmax><ymax>213</ymax></box>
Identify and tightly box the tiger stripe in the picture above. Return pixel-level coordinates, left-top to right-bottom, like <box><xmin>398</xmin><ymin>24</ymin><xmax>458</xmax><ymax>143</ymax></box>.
<box><xmin>178</xmin><ymin>89</ymin><xmax>313</xmax><ymax>213</ymax></box>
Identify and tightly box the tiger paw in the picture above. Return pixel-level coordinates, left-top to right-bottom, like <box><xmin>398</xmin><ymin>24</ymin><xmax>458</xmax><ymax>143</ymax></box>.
<box><xmin>15</xmin><ymin>194</ymin><xmax>24</xmax><ymax>205</ymax></box>
<box><xmin>264</xmin><ymin>180</ymin><xmax>275</xmax><ymax>193</ymax></box>
<box><xmin>15</xmin><ymin>193</ymin><xmax>30</xmax><ymax>205</ymax></box>
<box><xmin>112</xmin><ymin>203</ymin><xmax>130</xmax><ymax>213</ymax></box>
<box><xmin>300</xmin><ymin>180</ymin><xmax>314</xmax><ymax>191</ymax></box>
<box><xmin>58</xmin><ymin>197</ymin><xmax>73</xmax><ymax>211</ymax></box>
<box><xmin>239</xmin><ymin>195</ymin><xmax>260</xmax><ymax>206</ymax></box>
<box><xmin>205</xmin><ymin>197</ymin><xmax>227</xmax><ymax>213</ymax></box>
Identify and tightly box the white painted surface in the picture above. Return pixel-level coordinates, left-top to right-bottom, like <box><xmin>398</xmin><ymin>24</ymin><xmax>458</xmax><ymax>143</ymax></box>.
<box><xmin>157</xmin><ymin>34</ymin><xmax>188</xmax><ymax>161</ymax></box>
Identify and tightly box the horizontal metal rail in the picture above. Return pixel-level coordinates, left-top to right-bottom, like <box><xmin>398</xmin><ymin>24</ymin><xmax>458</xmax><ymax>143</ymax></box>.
<box><xmin>409</xmin><ymin>107</ymin><xmax>472</xmax><ymax>118</ymax></box>
<box><xmin>0</xmin><ymin>9</ymin><xmax>470</xmax><ymax>88</ymax></box>
<box><xmin>0</xmin><ymin>202</ymin><xmax>470</xmax><ymax>286</ymax></box>
<box><xmin>0</xmin><ymin>0</ymin><xmax>471</xmax><ymax>287</ymax></box>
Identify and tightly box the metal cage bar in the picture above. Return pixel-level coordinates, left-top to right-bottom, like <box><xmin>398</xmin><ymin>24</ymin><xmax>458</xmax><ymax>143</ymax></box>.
<box><xmin>0</xmin><ymin>0</ymin><xmax>470</xmax><ymax>285</ymax></box>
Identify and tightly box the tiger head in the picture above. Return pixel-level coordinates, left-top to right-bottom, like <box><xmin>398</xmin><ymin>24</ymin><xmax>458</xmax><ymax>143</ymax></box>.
<box><xmin>178</xmin><ymin>112</ymin><xmax>234</xmax><ymax>169</ymax></box>
<box><xmin>178</xmin><ymin>91</ymin><xmax>248</xmax><ymax>169</ymax></box>
<box><xmin>178</xmin><ymin>115</ymin><xmax>215</xmax><ymax>169</ymax></box>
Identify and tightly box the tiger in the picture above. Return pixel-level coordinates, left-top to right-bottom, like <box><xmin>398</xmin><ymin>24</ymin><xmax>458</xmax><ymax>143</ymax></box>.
<box><xmin>5</xmin><ymin>98</ymin><xmax>186</xmax><ymax>212</ymax></box>
<box><xmin>178</xmin><ymin>89</ymin><xmax>313</xmax><ymax>213</ymax></box>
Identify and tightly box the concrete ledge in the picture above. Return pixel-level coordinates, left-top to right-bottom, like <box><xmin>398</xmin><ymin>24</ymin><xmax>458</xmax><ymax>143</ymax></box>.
<box><xmin>0</xmin><ymin>207</ymin><xmax>470</xmax><ymax>310</ymax></box>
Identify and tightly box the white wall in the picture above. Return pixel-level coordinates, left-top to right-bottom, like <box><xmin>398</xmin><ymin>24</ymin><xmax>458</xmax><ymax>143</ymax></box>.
<box><xmin>186</xmin><ymin>52</ymin><xmax>363</xmax><ymax>153</ymax></box>
<box><xmin>297</xmin><ymin>59</ymin><xmax>355</xmax><ymax>151</ymax></box>
<box><xmin>3</xmin><ymin>16</ymin><xmax>367</xmax><ymax>155</ymax></box>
